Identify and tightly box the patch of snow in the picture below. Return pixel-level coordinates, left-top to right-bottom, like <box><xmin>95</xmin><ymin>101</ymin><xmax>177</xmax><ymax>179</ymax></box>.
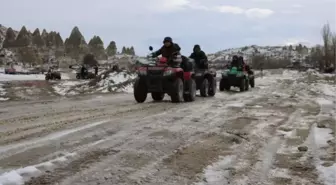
<box><xmin>0</xmin><ymin>152</ymin><xmax>77</xmax><ymax>185</ymax></box>
<box><xmin>316</xmin><ymin>164</ymin><xmax>336</xmax><ymax>185</ymax></box>
<box><xmin>316</xmin><ymin>98</ymin><xmax>333</xmax><ymax>106</ymax></box>
<box><xmin>194</xmin><ymin>155</ymin><xmax>236</xmax><ymax>185</ymax></box>
<box><xmin>311</xmin><ymin>125</ymin><xmax>336</xmax><ymax>185</ymax></box>
<box><xmin>0</xmin><ymin>73</ymin><xmax>45</xmax><ymax>81</ymax></box>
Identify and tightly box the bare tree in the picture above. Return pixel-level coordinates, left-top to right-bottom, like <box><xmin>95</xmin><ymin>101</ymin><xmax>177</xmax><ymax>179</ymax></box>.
<box><xmin>321</xmin><ymin>23</ymin><xmax>332</xmax><ymax>70</ymax></box>
<box><xmin>332</xmin><ymin>32</ymin><xmax>336</xmax><ymax>67</ymax></box>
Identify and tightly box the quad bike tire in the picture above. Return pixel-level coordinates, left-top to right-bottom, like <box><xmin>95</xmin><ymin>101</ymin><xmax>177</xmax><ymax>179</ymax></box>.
<box><xmin>245</xmin><ymin>77</ymin><xmax>249</xmax><ymax>91</ymax></box>
<box><xmin>208</xmin><ymin>77</ymin><xmax>216</xmax><ymax>97</ymax></box>
<box><xmin>220</xmin><ymin>78</ymin><xmax>230</xmax><ymax>91</ymax></box>
<box><xmin>171</xmin><ymin>78</ymin><xmax>184</xmax><ymax>103</ymax></box>
<box><xmin>219</xmin><ymin>79</ymin><xmax>225</xmax><ymax>91</ymax></box>
<box><xmin>151</xmin><ymin>92</ymin><xmax>165</xmax><ymax>101</ymax></box>
<box><xmin>45</xmin><ymin>76</ymin><xmax>50</xmax><ymax>80</ymax></box>
<box><xmin>239</xmin><ymin>78</ymin><xmax>246</xmax><ymax>92</ymax></box>
<box><xmin>200</xmin><ymin>78</ymin><xmax>209</xmax><ymax>97</ymax></box>
<box><xmin>183</xmin><ymin>79</ymin><xmax>196</xmax><ymax>102</ymax></box>
<box><xmin>250</xmin><ymin>78</ymin><xmax>255</xmax><ymax>88</ymax></box>
<box><xmin>134</xmin><ymin>78</ymin><xmax>148</xmax><ymax>103</ymax></box>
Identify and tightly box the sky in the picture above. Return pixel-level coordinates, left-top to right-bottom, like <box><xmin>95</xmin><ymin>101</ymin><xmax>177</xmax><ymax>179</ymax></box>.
<box><xmin>0</xmin><ymin>0</ymin><xmax>335</xmax><ymax>55</ymax></box>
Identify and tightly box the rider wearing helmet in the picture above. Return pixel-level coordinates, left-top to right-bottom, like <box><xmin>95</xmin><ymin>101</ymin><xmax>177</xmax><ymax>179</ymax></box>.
<box><xmin>230</xmin><ymin>55</ymin><xmax>239</xmax><ymax>68</ymax></box>
<box><xmin>189</xmin><ymin>44</ymin><xmax>208</xmax><ymax>69</ymax></box>
<box><xmin>152</xmin><ymin>37</ymin><xmax>181</xmax><ymax>59</ymax></box>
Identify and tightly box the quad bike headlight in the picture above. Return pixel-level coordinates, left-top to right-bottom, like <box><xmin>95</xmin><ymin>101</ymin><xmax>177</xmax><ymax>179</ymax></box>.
<box><xmin>137</xmin><ymin>70</ymin><xmax>147</xmax><ymax>75</ymax></box>
<box><xmin>164</xmin><ymin>69</ymin><xmax>173</xmax><ymax>76</ymax></box>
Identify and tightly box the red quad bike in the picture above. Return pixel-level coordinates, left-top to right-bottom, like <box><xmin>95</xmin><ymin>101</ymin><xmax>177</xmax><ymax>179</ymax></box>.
<box><xmin>133</xmin><ymin>46</ymin><xmax>196</xmax><ymax>103</ymax></box>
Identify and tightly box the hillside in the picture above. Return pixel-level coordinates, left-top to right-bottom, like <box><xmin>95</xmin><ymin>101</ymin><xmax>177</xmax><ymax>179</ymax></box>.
<box><xmin>208</xmin><ymin>45</ymin><xmax>311</xmax><ymax>67</ymax></box>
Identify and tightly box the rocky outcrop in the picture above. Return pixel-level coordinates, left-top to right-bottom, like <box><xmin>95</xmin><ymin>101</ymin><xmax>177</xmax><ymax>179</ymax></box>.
<box><xmin>0</xmin><ymin>24</ymin><xmax>136</xmax><ymax>65</ymax></box>
<box><xmin>88</xmin><ymin>35</ymin><xmax>107</xmax><ymax>60</ymax></box>
<box><xmin>64</xmin><ymin>26</ymin><xmax>89</xmax><ymax>60</ymax></box>
<box><xmin>2</xmin><ymin>27</ymin><xmax>17</xmax><ymax>48</ymax></box>
<box><xmin>106</xmin><ymin>41</ymin><xmax>117</xmax><ymax>56</ymax></box>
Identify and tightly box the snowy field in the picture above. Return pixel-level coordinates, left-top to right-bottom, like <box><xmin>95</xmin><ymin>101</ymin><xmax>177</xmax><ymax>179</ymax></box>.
<box><xmin>0</xmin><ymin>69</ymin><xmax>334</xmax><ymax>185</ymax></box>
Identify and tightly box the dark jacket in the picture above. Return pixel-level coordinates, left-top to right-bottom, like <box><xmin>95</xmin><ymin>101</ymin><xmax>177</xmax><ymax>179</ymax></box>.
<box><xmin>190</xmin><ymin>51</ymin><xmax>208</xmax><ymax>69</ymax></box>
<box><xmin>152</xmin><ymin>43</ymin><xmax>181</xmax><ymax>59</ymax></box>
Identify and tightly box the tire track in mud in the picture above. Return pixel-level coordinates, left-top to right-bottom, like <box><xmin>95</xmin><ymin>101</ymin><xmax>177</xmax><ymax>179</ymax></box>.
<box><xmin>16</xmin><ymin>92</ymin><xmax>255</xmax><ymax>183</ymax></box>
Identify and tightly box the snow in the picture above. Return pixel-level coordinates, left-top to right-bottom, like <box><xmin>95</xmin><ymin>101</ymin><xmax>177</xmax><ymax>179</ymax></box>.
<box><xmin>0</xmin><ymin>73</ymin><xmax>45</xmax><ymax>81</ymax></box>
<box><xmin>0</xmin><ymin>152</ymin><xmax>77</xmax><ymax>185</ymax></box>
<box><xmin>194</xmin><ymin>155</ymin><xmax>236</xmax><ymax>185</ymax></box>
<box><xmin>312</xmin><ymin>125</ymin><xmax>336</xmax><ymax>185</ymax></box>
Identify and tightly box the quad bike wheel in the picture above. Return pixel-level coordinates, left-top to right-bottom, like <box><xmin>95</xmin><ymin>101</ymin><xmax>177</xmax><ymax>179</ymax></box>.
<box><xmin>208</xmin><ymin>77</ymin><xmax>216</xmax><ymax>97</ymax></box>
<box><xmin>151</xmin><ymin>92</ymin><xmax>165</xmax><ymax>101</ymax></box>
<box><xmin>250</xmin><ymin>78</ymin><xmax>255</xmax><ymax>88</ymax></box>
<box><xmin>183</xmin><ymin>79</ymin><xmax>196</xmax><ymax>102</ymax></box>
<box><xmin>76</xmin><ymin>74</ymin><xmax>80</xmax><ymax>79</ymax></box>
<box><xmin>200</xmin><ymin>78</ymin><xmax>209</xmax><ymax>97</ymax></box>
<box><xmin>239</xmin><ymin>78</ymin><xmax>246</xmax><ymax>92</ymax></box>
<box><xmin>134</xmin><ymin>78</ymin><xmax>148</xmax><ymax>103</ymax></box>
<box><xmin>171</xmin><ymin>78</ymin><xmax>184</xmax><ymax>103</ymax></box>
<box><xmin>245</xmin><ymin>77</ymin><xmax>249</xmax><ymax>91</ymax></box>
<box><xmin>219</xmin><ymin>79</ymin><xmax>225</xmax><ymax>91</ymax></box>
<box><xmin>45</xmin><ymin>75</ymin><xmax>49</xmax><ymax>81</ymax></box>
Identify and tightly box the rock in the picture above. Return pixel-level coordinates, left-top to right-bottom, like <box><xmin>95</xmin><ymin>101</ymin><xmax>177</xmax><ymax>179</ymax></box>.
<box><xmin>298</xmin><ymin>146</ymin><xmax>308</xmax><ymax>152</ymax></box>
<box><xmin>317</xmin><ymin>123</ymin><xmax>327</xmax><ymax>128</ymax></box>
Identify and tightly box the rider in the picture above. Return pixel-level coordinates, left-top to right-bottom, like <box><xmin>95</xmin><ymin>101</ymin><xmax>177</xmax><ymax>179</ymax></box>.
<box><xmin>152</xmin><ymin>37</ymin><xmax>181</xmax><ymax>59</ymax></box>
<box><xmin>230</xmin><ymin>55</ymin><xmax>240</xmax><ymax>69</ymax></box>
<box><xmin>189</xmin><ymin>44</ymin><xmax>208</xmax><ymax>69</ymax></box>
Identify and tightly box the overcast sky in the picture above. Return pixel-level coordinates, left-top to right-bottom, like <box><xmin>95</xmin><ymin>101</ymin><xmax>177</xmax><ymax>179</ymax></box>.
<box><xmin>0</xmin><ymin>0</ymin><xmax>335</xmax><ymax>55</ymax></box>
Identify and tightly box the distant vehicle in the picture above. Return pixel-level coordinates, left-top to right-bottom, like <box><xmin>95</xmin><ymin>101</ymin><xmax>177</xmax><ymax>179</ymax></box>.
<box><xmin>4</xmin><ymin>62</ymin><xmax>17</xmax><ymax>74</ymax></box>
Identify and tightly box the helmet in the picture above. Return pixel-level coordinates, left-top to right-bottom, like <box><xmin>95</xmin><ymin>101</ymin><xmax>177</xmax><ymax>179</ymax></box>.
<box><xmin>238</xmin><ymin>56</ymin><xmax>244</xmax><ymax>61</ymax></box>
<box><xmin>232</xmin><ymin>55</ymin><xmax>238</xmax><ymax>61</ymax></box>
<box><xmin>193</xmin><ymin>44</ymin><xmax>201</xmax><ymax>52</ymax></box>
<box><xmin>163</xmin><ymin>37</ymin><xmax>173</xmax><ymax>43</ymax></box>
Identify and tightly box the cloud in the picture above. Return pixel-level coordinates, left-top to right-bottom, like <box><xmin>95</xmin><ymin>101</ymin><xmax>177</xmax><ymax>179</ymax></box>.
<box><xmin>216</xmin><ymin>6</ymin><xmax>244</xmax><ymax>14</ymax></box>
<box><xmin>214</xmin><ymin>6</ymin><xmax>274</xmax><ymax>18</ymax></box>
<box><xmin>0</xmin><ymin>0</ymin><xmax>334</xmax><ymax>55</ymax></box>
<box><xmin>245</xmin><ymin>8</ymin><xmax>274</xmax><ymax>18</ymax></box>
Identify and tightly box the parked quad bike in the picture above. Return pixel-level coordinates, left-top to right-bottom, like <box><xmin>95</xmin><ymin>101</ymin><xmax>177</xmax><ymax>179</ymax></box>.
<box><xmin>75</xmin><ymin>71</ymin><xmax>96</xmax><ymax>79</ymax></box>
<box><xmin>133</xmin><ymin>46</ymin><xmax>196</xmax><ymax>103</ymax></box>
<box><xmin>45</xmin><ymin>71</ymin><xmax>61</xmax><ymax>80</ymax></box>
<box><xmin>219</xmin><ymin>66</ymin><xmax>250</xmax><ymax>92</ymax></box>
<box><xmin>193</xmin><ymin>67</ymin><xmax>216</xmax><ymax>97</ymax></box>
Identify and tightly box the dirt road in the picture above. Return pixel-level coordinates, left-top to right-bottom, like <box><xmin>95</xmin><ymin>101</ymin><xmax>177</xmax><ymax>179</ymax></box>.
<box><xmin>0</xmin><ymin>70</ymin><xmax>335</xmax><ymax>185</ymax></box>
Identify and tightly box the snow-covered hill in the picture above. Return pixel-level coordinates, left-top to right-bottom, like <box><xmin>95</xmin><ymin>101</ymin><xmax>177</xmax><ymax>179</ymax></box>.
<box><xmin>208</xmin><ymin>45</ymin><xmax>311</xmax><ymax>64</ymax></box>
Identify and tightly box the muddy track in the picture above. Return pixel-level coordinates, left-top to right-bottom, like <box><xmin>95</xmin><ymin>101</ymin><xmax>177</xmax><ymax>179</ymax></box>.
<box><xmin>0</xmin><ymin>70</ymin><xmax>334</xmax><ymax>185</ymax></box>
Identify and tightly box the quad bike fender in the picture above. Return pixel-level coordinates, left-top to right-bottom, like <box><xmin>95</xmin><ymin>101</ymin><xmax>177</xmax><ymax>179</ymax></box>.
<box><xmin>183</xmin><ymin>72</ymin><xmax>192</xmax><ymax>80</ymax></box>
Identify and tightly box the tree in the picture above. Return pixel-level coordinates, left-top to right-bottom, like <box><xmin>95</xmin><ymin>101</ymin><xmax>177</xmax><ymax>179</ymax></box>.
<box><xmin>106</xmin><ymin>41</ymin><xmax>117</xmax><ymax>56</ymax></box>
<box><xmin>331</xmin><ymin>32</ymin><xmax>336</xmax><ymax>67</ymax></box>
<box><xmin>2</xmin><ymin>27</ymin><xmax>17</xmax><ymax>48</ymax></box>
<box><xmin>321</xmin><ymin>23</ymin><xmax>331</xmax><ymax>70</ymax></box>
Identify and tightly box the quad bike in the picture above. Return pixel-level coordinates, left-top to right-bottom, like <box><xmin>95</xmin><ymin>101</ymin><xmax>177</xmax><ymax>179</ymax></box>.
<box><xmin>219</xmin><ymin>66</ymin><xmax>249</xmax><ymax>92</ymax></box>
<box><xmin>192</xmin><ymin>60</ymin><xmax>216</xmax><ymax>97</ymax></box>
<box><xmin>45</xmin><ymin>71</ymin><xmax>61</xmax><ymax>80</ymax></box>
<box><xmin>75</xmin><ymin>70</ymin><xmax>95</xmax><ymax>79</ymax></box>
<box><xmin>133</xmin><ymin>46</ymin><xmax>196</xmax><ymax>103</ymax></box>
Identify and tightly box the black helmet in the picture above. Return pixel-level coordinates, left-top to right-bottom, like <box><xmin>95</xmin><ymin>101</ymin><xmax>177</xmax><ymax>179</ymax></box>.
<box><xmin>193</xmin><ymin>44</ymin><xmax>201</xmax><ymax>52</ymax></box>
<box><xmin>163</xmin><ymin>37</ymin><xmax>173</xmax><ymax>43</ymax></box>
<box><xmin>238</xmin><ymin>56</ymin><xmax>244</xmax><ymax>61</ymax></box>
<box><xmin>232</xmin><ymin>55</ymin><xmax>238</xmax><ymax>61</ymax></box>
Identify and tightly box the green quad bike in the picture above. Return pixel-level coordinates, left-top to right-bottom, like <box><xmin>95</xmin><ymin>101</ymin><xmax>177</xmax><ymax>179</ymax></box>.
<box><xmin>219</xmin><ymin>66</ymin><xmax>250</xmax><ymax>92</ymax></box>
